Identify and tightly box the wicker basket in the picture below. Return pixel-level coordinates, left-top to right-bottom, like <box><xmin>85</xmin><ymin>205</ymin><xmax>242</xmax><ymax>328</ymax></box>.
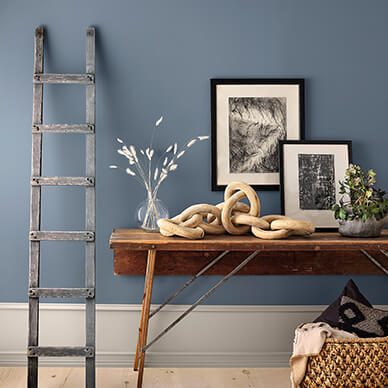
<box><xmin>301</xmin><ymin>336</ymin><xmax>388</xmax><ymax>387</ymax></box>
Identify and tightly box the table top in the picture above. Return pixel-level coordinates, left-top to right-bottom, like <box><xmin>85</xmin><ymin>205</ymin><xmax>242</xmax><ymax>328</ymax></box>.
<box><xmin>110</xmin><ymin>229</ymin><xmax>388</xmax><ymax>251</ymax></box>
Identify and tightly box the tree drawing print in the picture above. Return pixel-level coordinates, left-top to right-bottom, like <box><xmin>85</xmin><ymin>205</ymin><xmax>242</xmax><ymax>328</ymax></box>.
<box><xmin>229</xmin><ymin>97</ymin><xmax>287</xmax><ymax>173</ymax></box>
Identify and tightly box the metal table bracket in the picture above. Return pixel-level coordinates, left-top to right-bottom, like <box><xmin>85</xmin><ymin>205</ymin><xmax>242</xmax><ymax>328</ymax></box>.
<box><xmin>144</xmin><ymin>250</ymin><xmax>260</xmax><ymax>352</ymax></box>
<box><xmin>360</xmin><ymin>249</ymin><xmax>388</xmax><ymax>275</ymax></box>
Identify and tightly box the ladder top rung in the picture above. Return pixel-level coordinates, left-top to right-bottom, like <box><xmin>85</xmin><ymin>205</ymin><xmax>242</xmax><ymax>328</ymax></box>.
<box><xmin>32</xmin><ymin>124</ymin><xmax>94</xmax><ymax>134</ymax></box>
<box><xmin>28</xmin><ymin>346</ymin><xmax>94</xmax><ymax>358</ymax></box>
<box><xmin>33</xmin><ymin>73</ymin><xmax>95</xmax><ymax>84</ymax></box>
<box><xmin>29</xmin><ymin>287</ymin><xmax>94</xmax><ymax>299</ymax></box>
<box><xmin>29</xmin><ymin>231</ymin><xmax>95</xmax><ymax>241</ymax></box>
<box><xmin>31</xmin><ymin>176</ymin><xmax>95</xmax><ymax>186</ymax></box>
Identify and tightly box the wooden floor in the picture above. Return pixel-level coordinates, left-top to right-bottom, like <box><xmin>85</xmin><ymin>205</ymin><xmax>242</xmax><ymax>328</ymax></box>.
<box><xmin>0</xmin><ymin>367</ymin><xmax>291</xmax><ymax>387</ymax></box>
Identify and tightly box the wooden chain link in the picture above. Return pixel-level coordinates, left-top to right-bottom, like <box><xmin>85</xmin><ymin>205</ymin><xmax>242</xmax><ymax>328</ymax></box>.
<box><xmin>158</xmin><ymin>182</ymin><xmax>315</xmax><ymax>240</ymax></box>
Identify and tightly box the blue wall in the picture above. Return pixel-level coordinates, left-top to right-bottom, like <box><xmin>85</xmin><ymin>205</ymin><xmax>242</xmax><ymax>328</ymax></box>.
<box><xmin>0</xmin><ymin>0</ymin><xmax>387</xmax><ymax>305</ymax></box>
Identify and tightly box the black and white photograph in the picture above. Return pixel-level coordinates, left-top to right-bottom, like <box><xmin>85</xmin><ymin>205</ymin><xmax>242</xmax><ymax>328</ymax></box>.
<box><xmin>298</xmin><ymin>154</ymin><xmax>336</xmax><ymax>210</ymax></box>
<box><xmin>212</xmin><ymin>79</ymin><xmax>304</xmax><ymax>191</ymax></box>
<box><xmin>229</xmin><ymin>97</ymin><xmax>287</xmax><ymax>174</ymax></box>
<box><xmin>280</xmin><ymin>140</ymin><xmax>352</xmax><ymax>229</ymax></box>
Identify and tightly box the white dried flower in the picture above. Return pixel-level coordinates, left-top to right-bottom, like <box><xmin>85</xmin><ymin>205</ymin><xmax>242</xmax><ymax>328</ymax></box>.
<box><xmin>129</xmin><ymin>145</ymin><xmax>138</xmax><ymax>161</ymax></box>
<box><xmin>187</xmin><ymin>139</ymin><xmax>197</xmax><ymax>147</ymax></box>
<box><xmin>146</xmin><ymin>148</ymin><xmax>154</xmax><ymax>160</ymax></box>
<box><xmin>118</xmin><ymin>148</ymin><xmax>133</xmax><ymax>161</ymax></box>
<box><xmin>122</xmin><ymin>146</ymin><xmax>132</xmax><ymax>157</ymax></box>
<box><xmin>111</xmin><ymin>120</ymin><xmax>209</xmax><ymax>192</ymax></box>
<box><xmin>126</xmin><ymin>168</ymin><xmax>136</xmax><ymax>176</ymax></box>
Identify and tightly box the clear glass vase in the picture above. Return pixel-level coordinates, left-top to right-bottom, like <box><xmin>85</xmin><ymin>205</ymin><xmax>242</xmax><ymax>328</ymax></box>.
<box><xmin>135</xmin><ymin>191</ymin><xmax>169</xmax><ymax>232</ymax></box>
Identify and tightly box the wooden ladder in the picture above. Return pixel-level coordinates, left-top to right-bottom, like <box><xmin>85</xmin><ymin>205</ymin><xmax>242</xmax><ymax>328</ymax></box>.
<box><xmin>28</xmin><ymin>26</ymin><xmax>96</xmax><ymax>388</ymax></box>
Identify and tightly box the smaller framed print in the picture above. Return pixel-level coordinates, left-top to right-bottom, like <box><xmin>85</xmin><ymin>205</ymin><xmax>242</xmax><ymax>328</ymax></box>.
<box><xmin>280</xmin><ymin>140</ymin><xmax>352</xmax><ymax>230</ymax></box>
<box><xmin>211</xmin><ymin>78</ymin><xmax>305</xmax><ymax>191</ymax></box>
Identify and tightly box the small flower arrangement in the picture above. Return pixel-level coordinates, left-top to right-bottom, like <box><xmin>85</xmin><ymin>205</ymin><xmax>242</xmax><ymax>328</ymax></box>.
<box><xmin>110</xmin><ymin>116</ymin><xmax>209</xmax><ymax>231</ymax></box>
<box><xmin>332</xmin><ymin>164</ymin><xmax>388</xmax><ymax>223</ymax></box>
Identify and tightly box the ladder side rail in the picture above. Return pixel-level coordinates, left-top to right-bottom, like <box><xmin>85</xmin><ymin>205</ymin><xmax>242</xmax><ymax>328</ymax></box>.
<box><xmin>85</xmin><ymin>26</ymin><xmax>96</xmax><ymax>388</ymax></box>
<box><xmin>28</xmin><ymin>25</ymin><xmax>44</xmax><ymax>388</ymax></box>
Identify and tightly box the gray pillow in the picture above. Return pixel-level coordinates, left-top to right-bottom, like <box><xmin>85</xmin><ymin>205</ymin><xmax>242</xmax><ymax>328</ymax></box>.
<box><xmin>339</xmin><ymin>296</ymin><xmax>388</xmax><ymax>338</ymax></box>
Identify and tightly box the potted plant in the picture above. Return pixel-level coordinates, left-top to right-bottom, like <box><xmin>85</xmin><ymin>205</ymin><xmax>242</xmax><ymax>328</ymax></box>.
<box><xmin>332</xmin><ymin>164</ymin><xmax>388</xmax><ymax>237</ymax></box>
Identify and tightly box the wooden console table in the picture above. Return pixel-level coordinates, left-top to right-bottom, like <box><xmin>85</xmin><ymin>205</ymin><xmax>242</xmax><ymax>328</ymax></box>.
<box><xmin>110</xmin><ymin>229</ymin><xmax>388</xmax><ymax>388</ymax></box>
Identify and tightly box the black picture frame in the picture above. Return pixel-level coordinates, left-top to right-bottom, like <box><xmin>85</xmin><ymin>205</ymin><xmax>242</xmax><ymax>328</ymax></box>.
<box><xmin>211</xmin><ymin>78</ymin><xmax>305</xmax><ymax>191</ymax></box>
<box><xmin>279</xmin><ymin>140</ymin><xmax>353</xmax><ymax>231</ymax></box>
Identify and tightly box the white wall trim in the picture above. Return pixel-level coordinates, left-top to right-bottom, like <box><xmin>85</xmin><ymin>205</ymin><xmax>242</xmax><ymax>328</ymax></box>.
<box><xmin>1</xmin><ymin>303</ymin><xmax>386</xmax><ymax>368</ymax></box>
<box><xmin>0</xmin><ymin>351</ymin><xmax>290</xmax><ymax>368</ymax></box>
<box><xmin>0</xmin><ymin>302</ymin><xmax>336</xmax><ymax>312</ymax></box>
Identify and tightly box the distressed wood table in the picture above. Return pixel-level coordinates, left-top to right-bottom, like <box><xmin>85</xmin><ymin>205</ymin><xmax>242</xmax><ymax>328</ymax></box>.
<box><xmin>109</xmin><ymin>229</ymin><xmax>388</xmax><ymax>388</ymax></box>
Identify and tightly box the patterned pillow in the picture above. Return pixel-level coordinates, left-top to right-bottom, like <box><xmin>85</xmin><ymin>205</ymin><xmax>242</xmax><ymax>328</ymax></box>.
<box><xmin>314</xmin><ymin>279</ymin><xmax>373</xmax><ymax>326</ymax></box>
<box><xmin>338</xmin><ymin>296</ymin><xmax>388</xmax><ymax>338</ymax></box>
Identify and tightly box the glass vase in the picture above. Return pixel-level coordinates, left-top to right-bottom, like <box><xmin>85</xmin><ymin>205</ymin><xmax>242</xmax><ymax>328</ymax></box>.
<box><xmin>135</xmin><ymin>191</ymin><xmax>169</xmax><ymax>232</ymax></box>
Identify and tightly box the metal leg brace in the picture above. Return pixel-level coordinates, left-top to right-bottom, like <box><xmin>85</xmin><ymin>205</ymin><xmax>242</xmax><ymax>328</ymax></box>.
<box><xmin>149</xmin><ymin>250</ymin><xmax>231</xmax><ymax>318</ymax></box>
<box><xmin>360</xmin><ymin>249</ymin><xmax>388</xmax><ymax>275</ymax></box>
<box><xmin>142</xmin><ymin>250</ymin><xmax>260</xmax><ymax>353</ymax></box>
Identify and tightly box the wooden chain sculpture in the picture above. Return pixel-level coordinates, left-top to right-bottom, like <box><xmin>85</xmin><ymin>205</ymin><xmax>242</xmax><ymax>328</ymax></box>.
<box><xmin>158</xmin><ymin>182</ymin><xmax>315</xmax><ymax>240</ymax></box>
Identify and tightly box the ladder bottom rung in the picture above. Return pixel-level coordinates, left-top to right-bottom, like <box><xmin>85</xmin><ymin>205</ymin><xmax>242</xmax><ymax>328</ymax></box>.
<box><xmin>29</xmin><ymin>288</ymin><xmax>94</xmax><ymax>298</ymax></box>
<box><xmin>28</xmin><ymin>346</ymin><xmax>94</xmax><ymax>358</ymax></box>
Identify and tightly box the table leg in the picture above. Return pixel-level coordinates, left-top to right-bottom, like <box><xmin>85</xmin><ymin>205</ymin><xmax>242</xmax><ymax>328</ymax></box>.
<box><xmin>136</xmin><ymin>249</ymin><xmax>156</xmax><ymax>388</ymax></box>
<box><xmin>133</xmin><ymin>249</ymin><xmax>154</xmax><ymax>371</ymax></box>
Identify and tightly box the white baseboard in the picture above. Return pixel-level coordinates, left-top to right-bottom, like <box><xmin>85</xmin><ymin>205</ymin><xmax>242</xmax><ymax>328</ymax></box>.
<box><xmin>1</xmin><ymin>303</ymin><xmax>386</xmax><ymax>368</ymax></box>
<box><xmin>0</xmin><ymin>351</ymin><xmax>290</xmax><ymax>368</ymax></box>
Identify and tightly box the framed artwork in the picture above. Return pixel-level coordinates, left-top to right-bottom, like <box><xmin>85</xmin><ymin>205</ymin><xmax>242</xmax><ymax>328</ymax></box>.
<box><xmin>279</xmin><ymin>140</ymin><xmax>352</xmax><ymax>230</ymax></box>
<box><xmin>211</xmin><ymin>78</ymin><xmax>304</xmax><ymax>191</ymax></box>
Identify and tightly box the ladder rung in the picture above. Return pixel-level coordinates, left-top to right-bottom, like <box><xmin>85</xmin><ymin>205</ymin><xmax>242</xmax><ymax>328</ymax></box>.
<box><xmin>28</xmin><ymin>346</ymin><xmax>94</xmax><ymax>358</ymax></box>
<box><xmin>33</xmin><ymin>73</ymin><xmax>94</xmax><ymax>84</ymax></box>
<box><xmin>29</xmin><ymin>287</ymin><xmax>94</xmax><ymax>299</ymax></box>
<box><xmin>31</xmin><ymin>176</ymin><xmax>95</xmax><ymax>186</ymax></box>
<box><xmin>29</xmin><ymin>231</ymin><xmax>95</xmax><ymax>241</ymax></box>
<box><xmin>32</xmin><ymin>124</ymin><xmax>94</xmax><ymax>134</ymax></box>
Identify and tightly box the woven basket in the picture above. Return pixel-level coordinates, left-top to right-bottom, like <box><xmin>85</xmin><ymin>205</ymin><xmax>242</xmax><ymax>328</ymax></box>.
<box><xmin>301</xmin><ymin>336</ymin><xmax>388</xmax><ymax>387</ymax></box>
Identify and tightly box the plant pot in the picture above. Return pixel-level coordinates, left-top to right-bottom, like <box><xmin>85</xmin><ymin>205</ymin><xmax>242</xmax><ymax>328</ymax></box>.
<box><xmin>338</xmin><ymin>217</ymin><xmax>386</xmax><ymax>238</ymax></box>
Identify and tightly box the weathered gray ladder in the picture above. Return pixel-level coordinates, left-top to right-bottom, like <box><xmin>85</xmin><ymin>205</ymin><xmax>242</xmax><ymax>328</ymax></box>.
<box><xmin>28</xmin><ymin>26</ymin><xmax>96</xmax><ymax>388</ymax></box>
